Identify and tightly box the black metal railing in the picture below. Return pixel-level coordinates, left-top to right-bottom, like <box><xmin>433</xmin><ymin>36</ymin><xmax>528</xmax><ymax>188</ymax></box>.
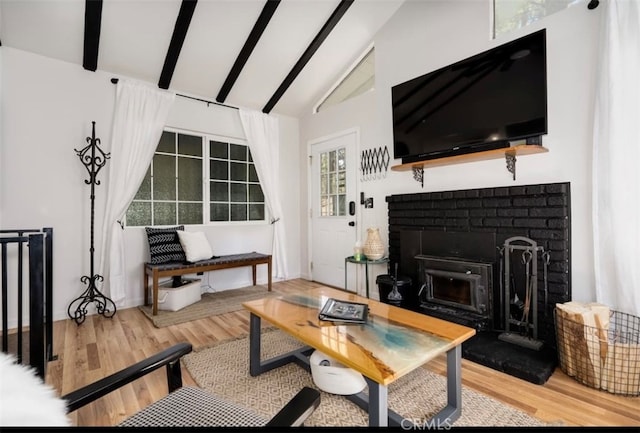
<box><xmin>0</xmin><ymin>227</ymin><xmax>54</xmax><ymax>378</ymax></box>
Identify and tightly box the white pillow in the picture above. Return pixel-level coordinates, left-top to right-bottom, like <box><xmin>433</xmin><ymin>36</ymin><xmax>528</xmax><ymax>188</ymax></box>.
<box><xmin>176</xmin><ymin>230</ymin><xmax>214</xmax><ymax>262</ymax></box>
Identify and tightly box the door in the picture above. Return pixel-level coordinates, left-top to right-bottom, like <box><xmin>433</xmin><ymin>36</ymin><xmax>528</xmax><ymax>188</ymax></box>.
<box><xmin>310</xmin><ymin>130</ymin><xmax>358</xmax><ymax>289</ymax></box>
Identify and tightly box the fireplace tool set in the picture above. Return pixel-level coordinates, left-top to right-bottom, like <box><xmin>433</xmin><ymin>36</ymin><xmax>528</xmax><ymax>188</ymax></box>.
<box><xmin>498</xmin><ymin>236</ymin><xmax>551</xmax><ymax>351</ymax></box>
<box><xmin>387</xmin><ymin>262</ymin><xmax>403</xmax><ymax>304</ymax></box>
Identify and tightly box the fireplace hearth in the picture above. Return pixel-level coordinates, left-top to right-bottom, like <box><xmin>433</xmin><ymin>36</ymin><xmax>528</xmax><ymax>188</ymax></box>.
<box><xmin>385</xmin><ymin>182</ymin><xmax>571</xmax><ymax>384</ymax></box>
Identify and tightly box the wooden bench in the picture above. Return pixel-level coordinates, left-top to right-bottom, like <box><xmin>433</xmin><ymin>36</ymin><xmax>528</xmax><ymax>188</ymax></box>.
<box><xmin>144</xmin><ymin>252</ymin><xmax>272</xmax><ymax>316</ymax></box>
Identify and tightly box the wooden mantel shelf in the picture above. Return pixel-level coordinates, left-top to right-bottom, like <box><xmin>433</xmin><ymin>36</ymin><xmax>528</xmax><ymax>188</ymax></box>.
<box><xmin>391</xmin><ymin>144</ymin><xmax>548</xmax><ymax>171</ymax></box>
<box><xmin>391</xmin><ymin>144</ymin><xmax>548</xmax><ymax>187</ymax></box>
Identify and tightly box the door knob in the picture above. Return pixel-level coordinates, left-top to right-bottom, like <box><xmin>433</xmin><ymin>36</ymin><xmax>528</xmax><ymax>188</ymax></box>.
<box><xmin>348</xmin><ymin>221</ymin><xmax>355</xmax><ymax>227</ymax></box>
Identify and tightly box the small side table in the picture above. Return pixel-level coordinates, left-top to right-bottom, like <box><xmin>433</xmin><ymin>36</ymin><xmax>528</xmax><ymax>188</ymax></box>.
<box><xmin>344</xmin><ymin>256</ymin><xmax>389</xmax><ymax>298</ymax></box>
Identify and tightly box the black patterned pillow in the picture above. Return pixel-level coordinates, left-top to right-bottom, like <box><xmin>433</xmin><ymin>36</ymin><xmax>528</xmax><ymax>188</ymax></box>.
<box><xmin>145</xmin><ymin>226</ymin><xmax>187</xmax><ymax>264</ymax></box>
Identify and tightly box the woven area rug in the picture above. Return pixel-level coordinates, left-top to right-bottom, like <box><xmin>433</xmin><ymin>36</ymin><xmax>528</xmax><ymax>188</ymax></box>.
<box><xmin>139</xmin><ymin>285</ymin><xmax>278</xmax><ymax>328</ymax></box>
<box><xmin>183</xmin><ymin>329</ymin><xmax>548</xmax><ymax>427</ymax></box>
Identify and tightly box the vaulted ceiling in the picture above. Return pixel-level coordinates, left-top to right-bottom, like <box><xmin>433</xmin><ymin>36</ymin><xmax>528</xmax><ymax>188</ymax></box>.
<box><xmin>0</xmin><ymin>0</ymin><xmax>405</xmax><ymax>117</ymax></box>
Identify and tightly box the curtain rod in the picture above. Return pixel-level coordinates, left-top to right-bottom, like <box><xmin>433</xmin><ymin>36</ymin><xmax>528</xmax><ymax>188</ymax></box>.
<box><xmin>110</xmin><ymin>78</ymin><xmax>239</xmax><ymax>111</ymax></box>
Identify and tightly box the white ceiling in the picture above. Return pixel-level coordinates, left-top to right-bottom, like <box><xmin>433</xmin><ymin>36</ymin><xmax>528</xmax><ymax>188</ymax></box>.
<box><xmin>0</xmin><ymin>0</ymin><xmax>405</xmax><ymax>117</ymax></box>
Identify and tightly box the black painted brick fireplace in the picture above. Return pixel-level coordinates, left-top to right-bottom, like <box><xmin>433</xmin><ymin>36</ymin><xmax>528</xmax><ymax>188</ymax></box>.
<box><xmin>385</xmin><ymin>182</ymin><xmax>572</xmax><ymax>383</ymax></box>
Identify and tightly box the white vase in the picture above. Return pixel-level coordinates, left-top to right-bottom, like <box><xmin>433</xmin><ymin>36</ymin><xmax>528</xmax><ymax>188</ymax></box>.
<box><xmin>363</xmin><ymin>227</ymin><xmax>384</xmax><ymax>260</ymax></box>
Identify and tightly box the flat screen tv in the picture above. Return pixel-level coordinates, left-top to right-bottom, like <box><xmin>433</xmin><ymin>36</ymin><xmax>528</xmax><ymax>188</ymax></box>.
<box><xmin>392</xmin><ymin>29</ymin><xmax>547</xmax><ymax>164</ymax></box>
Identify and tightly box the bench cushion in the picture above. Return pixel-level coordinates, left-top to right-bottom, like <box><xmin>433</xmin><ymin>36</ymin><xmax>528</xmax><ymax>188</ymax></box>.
<box><xmin>146</xmin><ymin>252</ymin><xmax>270</xmax><ymax>271</ymax></box>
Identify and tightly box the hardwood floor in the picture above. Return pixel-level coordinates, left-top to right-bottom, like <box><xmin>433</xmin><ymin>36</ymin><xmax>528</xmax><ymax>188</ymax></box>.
<box><xmin>45</xmin><ymin>279</ymin><xmax>639</xmax><ymax>427</ymax></box>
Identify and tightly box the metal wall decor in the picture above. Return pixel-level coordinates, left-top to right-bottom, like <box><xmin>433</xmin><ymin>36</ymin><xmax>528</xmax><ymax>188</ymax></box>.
<box><xmin>68</xmin><ymin>121</ymin><xmax>117</xmax><ymax>325</ymax></box>
<box><xmin>360</xmin><ymin>146</ymin><xmax>390</xmax><ymax>181</ymax></box>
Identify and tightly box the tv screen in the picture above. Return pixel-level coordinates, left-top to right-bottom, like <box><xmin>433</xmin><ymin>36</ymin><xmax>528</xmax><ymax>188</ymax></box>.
<box><xmin>392</xmin><ymin>29</ymin><xmax>547</xmax><ymax>163</ymax></box>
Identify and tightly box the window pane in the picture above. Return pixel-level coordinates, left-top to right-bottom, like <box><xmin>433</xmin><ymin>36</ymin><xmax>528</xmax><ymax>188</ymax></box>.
<box><xmin>494</xmin><ymin>0</ymin><xmax>573</xmax><ymax>37</ymax></box>
<box><xmin>230</xmin><ymin>144</ymin><xmax>247</xmax><ymax>161</ymax></box>
<box><xmin>337</xmin><ymin>148</ymin><xmax>346</xmax><ymax>170</ymax></box>
<box><xmin>178</xmin><ymin>134</ymin><xmax>202</xmax><ymax>157</ymax></box>
<box><xmin>230</xmin><ymin>162</ymin><xmax>247</xmax><ymax>181</ymax></box>
<box><xmin>320</xmin><ymin>196</ymin><xmax>328</xmax><ymax>216</ymax></box>
<box><xmin>338</xmin><ymin>194</ymin><xmax>346</xmax><ymax>216</ymax></box>
<box><xmin>154</xmin><ymin>202</ymin><xmax>176</xmax><ymax>226</ymax></box>
<box><xmin>210</xmin><ymin>181</ymin><xmax>228</xmax><ymax>201</ymax></box>
<box><xmin>230</xmin><ymin>183</ymin><xmax>247</xmax><ymax>202</ymax></box>
<box><xmin>329</xmin><ymin>151</ymin><xmax>336</xmax><ymax>172</ymax></box>
<box><xmin>320</xmin><ymin>153</ymin><xmax>328</xmax><ymax>173</ymax></box>
<box><xmin>178</xmin><ymin>157</ymin><xmax>202</xmax><ymax>201</ymax></box>
<box><xmin>126</xmin><ymin>201</ymin><xmax>151</xmax><ymax>226</ymax></box>
<box><xmin>231</xmin><ymin>204</ymin><xmax>247</xmax><ymax>221</ymax></box>
<box><xmin>157</xmin><ymin>131</ymin><xmax>175</xmax><ymax>153</ymax></box>
<box><xmin>153</xmin><ymin>154</ymin><xmax>176</xmax><ymax>200</ymax></box>
<box><xmin>210</xmin><ymin>141</ymin><xmax>228</xmax><ymax>159</ymax></box>
<box><xmin>210</xmin><ymin>159</ymin><xmax>228</xmax><ymax>180</ymax></box>
<box><xmin>321</xmin><ymin>174</ymin><xmax>328</xmax><ymax>195</ymax></box>
<box><xmin>134</xmin><ymin>167</ymin><xmax>151</xmax><ymax>200</ymax></box>
<box><xmin>178</xmin><ymin>202</ymin><xmax>203</xmax><ymax>225</ymax></box>
<box><xmin>249</xmin><ymin>204</ymin><xmax>264</xmax><ymax>221</ymax></box>
<box><xmin>337</xmin><ymin>171</ymin><xmax>346</xmax><ymax>194</ymax></box>
<box><xmin>329</xmin><ymin>173</ymin><xmax>337</xmax><ymax>194</ymax></box>
<box><xmin>248</xmin><ymin>184</ymin><xmax>264</xmax><ymax>202</ymax></box>
<box><xmin>210</xmin><ymin>203</ymin><xmax>228</xmax><ymax>221</ymax></box>
<box><xmin>248</xmin><ymin>164</ymin><xmax>259</xmax><ymax>182</ymax></box>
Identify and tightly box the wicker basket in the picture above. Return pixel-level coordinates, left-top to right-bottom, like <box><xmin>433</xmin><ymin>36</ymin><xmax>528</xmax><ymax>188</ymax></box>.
<box><xmin>555</xmin><ymin>306</ymin><xmax>640</xmax><ymax>396</ymax></box>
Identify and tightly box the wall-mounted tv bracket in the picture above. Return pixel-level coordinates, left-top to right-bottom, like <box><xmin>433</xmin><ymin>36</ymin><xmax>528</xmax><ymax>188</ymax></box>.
<box><xmin>360</xmin><ymin>146</ymin><xmax>390</xmax><ymax>181</ymax></box>
<box><xmin>68</xmin><ymin>121</ymin><xmax>117</xmax><ymax>325</ymax></box>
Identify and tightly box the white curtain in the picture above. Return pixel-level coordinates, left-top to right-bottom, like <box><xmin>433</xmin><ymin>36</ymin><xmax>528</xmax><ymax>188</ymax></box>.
<box><xmin>592</xmin><ymin>0</ymin><xmax>640</xmax><ymax>316</ymax></box>
<box><xmin>239</xmin><ymin>109</ymin><xmax>289</xmax><ymax>280</ymax></box>
<box><xmin>99</xmin><ymin>79</ymin><xmax>175</xmax><ymax>304</ymax></box>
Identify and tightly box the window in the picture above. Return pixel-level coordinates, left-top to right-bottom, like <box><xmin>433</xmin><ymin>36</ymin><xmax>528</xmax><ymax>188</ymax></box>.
<box><xmin>209</xmin><ymin>140</ymin><xmax>265</xmax><ymax>222</ymax></box>
<box><xmin>315</xmin><ymin>47</ymin><xmax>375</xmax><ymax>113</ymax></box>
<box><xmin>494</xmin><ymin>0</ymin><xmax>581</xmax><ymax>38</ymax></box>
<box><xmin>319</xmin><ymin>148</ymin><xmax>346</xmax><ymax>217</ymax></box>
<box><xmin>126</xmin><ymin>130</ymin><xmax>265</xmax><ymax>226</ymax></box>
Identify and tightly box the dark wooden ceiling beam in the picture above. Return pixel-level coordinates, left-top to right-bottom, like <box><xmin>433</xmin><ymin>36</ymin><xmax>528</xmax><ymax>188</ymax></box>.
<box><xmin>262</xmin><ymin>0</ymin><xmax>354</xmax><ymax>114</ymax></box>
<box><xmin>83</xmin><ymin>0</ymin><xmax>103</xmax><ymax>71</ymax></box>
<box><xmin>158</xmin><ymin>0</ymin><xmax>198</xmax><ymax>90</ymax></box>
<box><xmin>216</xmin><ymin>0</ymin><xmax>281</xmax><ymax>103</ymax></box>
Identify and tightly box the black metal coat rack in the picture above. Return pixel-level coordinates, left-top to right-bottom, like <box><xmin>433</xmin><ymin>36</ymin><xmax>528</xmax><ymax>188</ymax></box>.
<box><xmin>68</xmin><ymin>121</ymin><xmax>117</xmax><ymax>325</ymax></box>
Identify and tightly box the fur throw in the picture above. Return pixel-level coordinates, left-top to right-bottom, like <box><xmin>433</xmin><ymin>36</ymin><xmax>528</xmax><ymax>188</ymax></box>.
<box><xmin>0</xmin><ymin>352</ymin><xmax>71</xmax><ymax>426</ymax></box>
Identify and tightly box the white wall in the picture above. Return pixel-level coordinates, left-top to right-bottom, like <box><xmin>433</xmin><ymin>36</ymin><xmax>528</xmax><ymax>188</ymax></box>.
<box><xmin>1</xmin><ymin>47</ymin><xmax>301</xmax><ymax>326</ymax></box>
<box><xmin>300</xmin><ymin>1</ymin><xmax>600</xmax><ymax>304</ymax></box>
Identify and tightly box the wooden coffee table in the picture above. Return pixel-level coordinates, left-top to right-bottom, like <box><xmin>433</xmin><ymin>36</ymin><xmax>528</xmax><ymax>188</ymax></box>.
<box><xmin>242</xmin><ymin>286</ymin><xmax>475</xmax><ymax>427</ymax></box>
